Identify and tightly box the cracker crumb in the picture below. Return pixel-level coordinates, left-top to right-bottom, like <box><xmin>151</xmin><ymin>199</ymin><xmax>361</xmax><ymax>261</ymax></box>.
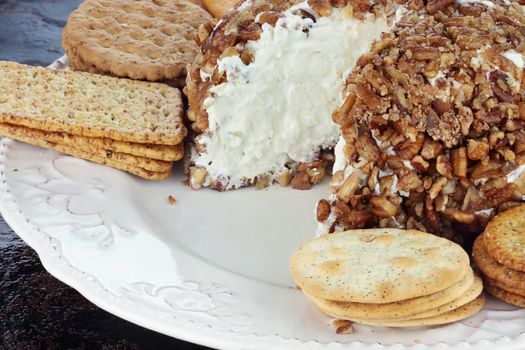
<box><xmin>168</xmin><ymin>195</ymin><xmax>177</xmax><ymax>205</ymax></box>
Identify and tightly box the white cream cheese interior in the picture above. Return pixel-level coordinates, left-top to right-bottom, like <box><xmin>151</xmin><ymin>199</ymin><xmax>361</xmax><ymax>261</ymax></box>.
<box><xmin>193</xmin><ymin>2</ymin><xmax>392</xmax><ymax>189</ymax></box>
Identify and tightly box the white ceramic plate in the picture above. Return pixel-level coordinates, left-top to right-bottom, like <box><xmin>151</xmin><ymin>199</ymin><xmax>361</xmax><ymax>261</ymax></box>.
<box><xmin>1</xmin><ymin>58</ymin><xmax>525</xmax><ymax>350</ymax></box>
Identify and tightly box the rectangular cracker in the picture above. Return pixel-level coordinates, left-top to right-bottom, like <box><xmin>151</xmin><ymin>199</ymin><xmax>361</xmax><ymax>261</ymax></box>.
<box><xmin>0</xmin><ymin>61</ymin><xmax>186</xmax><ymax>145</ymax></box>
<box><xmin>0</xmin><ymin>121</ymin><xmax>183</xmax><ymax>161</ymax></box>
<box><xmin>0</xmin><ymin>131</ymin><xmax>170</xmax><ymax>180</ymax></box>
<box><xmin>0</xmin><ymin>123</ymin><xmax>172</xmax><ymax>172</ymax></box>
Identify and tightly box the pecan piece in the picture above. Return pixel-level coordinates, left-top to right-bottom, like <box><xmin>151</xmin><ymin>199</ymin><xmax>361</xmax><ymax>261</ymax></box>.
<box><xmin>357</xmin><ymin>133</ymin><xmax>380</xmax><ymax>162</ymax></box>
<box><xmin>485</xmin><ymin>184</ymin><xmax>516</xmax><ymax>211</ymax></box>
<box><xmin>436</xmin><ymin>155</ymin><xmax>453</xmax><ymax>179</ymax></box>
<box><xmin>189</xmin><ymin>166</ymin><xmax>208</xmax><ymax>190</ymax></box>
<box><xmin>308</xmin><ymin>0</ymin><xmax>333</xmax><ymax>16</ymax></box>
<box><xmin>435</xmin><ymin>193</ymin><xmax>449</xmax><ymax>213</ymax></box>
<box><xmin>444</xmin><ymin>208</ymin><xmax>476</xmax><ymax>224</ymax></box>
<box><xmin>339</xmin><ymin>209</ymin><xmax>374</xmax><ymax>229</ymax></box>
<box><xmin>471</xmin><ymin>159</ymin><xmax>505</xmax><ymax>180</ymax></box>
<box><xmin>258</xmin><ymin>11</ymin><xmax>281</xmax><ymax>26</ymax></box>
<box><xmin>411</xmin><ymin>46</ymin><xmax>440</xmax><ymax>61</ymax></box>
<box><xmin>239</xmin><ymin>23</ymin><xmax>262</xmax><ymax>41</ymax></box>
<box><xmin>356</xmin><ymin>83</ymin><xmax>387</xmax><ymax>112</ymax></box>
<box><xmin>411</xmin><ymin>155</ymin><xmax>429</xmax><ymax>172</ymax></box>
<box><xmin>329</xmin><ymin>170</ymin><xmax>345</xmax><ymax>193</ymax></box>
<box><xmin>398</xmin><ymin>171</ymin><xmax>424</xmax><ymax>193</ymax></box>
<box><xmin>451</xmin><ymin>147</ymin><xmax>468</xmax><ymax>178</ymax></box>
<box><xmin>467</xmin><ymin>140</ymin><xmax>489</xmax><ymax>160</ymax></box>
<box><xmin>425</xmin><ymin>196</ymin><xmax>441</xmax><ymax>230</ymax></box>
<box><xmin>317</xmin><ymin>199</ymin><xmax>331</xmax><ymax>222</ymax></box>
<box><xmin>277</xmin><ymin>169</ymin><xmax>293</xmax><ymax>187</ymax></box>
<box><xmin>421</xmin><ymin>138</ymin><xmax>444</xmax><ymax>160</ymax></box>
<box><xmin>458</xmin><ymin>3</ymin><xmax>487</xmax><ymax>16</ymax></box>
<box><xmin>255</xmin><ymin>175</ymin><xmax>270</xmax><ymax>190</ymax></box>
<box><xmin>337</xmin><ymin>172</ymin><xmax>360</xmax><ymax>202</ymax></box>
<box><xmin>333</xmin><ymin>320</ymin><xmax>354</xmax><ymax>335</ymax></box>
<box><xmin>426</xmin><ymin>0</ymin><xmax>454</xmax><ymax>15</ymax></box>
<box><xmin>429</xmin><ymin>176</ymin><xmax>448</xmax><ymax>200</ymax></box>
<box><xmin>291</xmin><ymin>171</ymin><xmax>312</xmax><ymax>190</ymax></box>
<box><xmin>458</xmin><ymin>106</ymin><xmax>474</xmax><ymax>136</ymax></box>
<box><xmin>370</xmin><ymin>196</ymin><xmax>399</xmax><ymax>218</ymax></box>
<box><xmin>307</xmin><ymin>166</ymin><xmax>326</xmax><ymax>185</ymax></box>
<box><xmin>395</xmin><ymin>133</ymin><xmax>425</xmax><ymax>160</ymax></box>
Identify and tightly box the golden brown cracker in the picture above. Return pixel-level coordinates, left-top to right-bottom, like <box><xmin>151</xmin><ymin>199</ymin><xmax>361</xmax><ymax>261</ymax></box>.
<box><xmin>483</xmin><ymin>204</ymin><xmax>525</xmax><ymax>272</ymax></box>
<box><xmin>393</xmin><ymin>274</ymin><xmax>483</xmax><ymax>321</ymax></box>
<box><xmin>62</xmin><ymin>0</ymin><xmax>212</xmax><ymax>81</ymax></box>
<box><xmin>472</xmin><ymin>234</ymin><xmax>525</xmax><ymax>291</ymax></box>
<box><xmin>66</xmin><ymin>51</ymin><xmax>104</xmax><ymax>75</ymax></box>
<box><xmin>0</xmin><ymin>121</ymin><xmax>183</xmax><ymax>162</ymax></box>
<box><xmin>0</xmin><ymin>123</ymin><xmax>173</xmax><ymax>172</ymax></box>
<box><xmin>303</xmin><ymin>270</ymin><xmax>475</xmax><ymax>320</ymax></box>
<box><xmin>0</xmin><ymin>128</ymin><xmax>170</xmax><ymax>180</ymax></box>
<box><xmin>344</xmin><ymin>295</ymin><xmax>485</xmax><ymax>327</ymax></box>
<box><xmin>0</xmin><ymin>61</ymin><xmax>186</xmax><ymax>145</ymax></box>
<box><xmin>482</xmin><ymin>274</ymin><xmax>525</xmax><ymax>298</ymax></box>
<box><xmin>485</xmin><ymin>281</ymin><xmax>525</xmax><ymax>308</ymax></box>
<box><xmin>291</xmin><ymin>229</ymin><xmax>470</xmax><ymax>304</ymax></box>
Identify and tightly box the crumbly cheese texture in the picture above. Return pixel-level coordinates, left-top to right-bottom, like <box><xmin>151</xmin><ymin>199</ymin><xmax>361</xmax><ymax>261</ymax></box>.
<box><xmin>193</xmin><ymin>3</ymin><xmax>391</xmax><ymax>189</ymax></box>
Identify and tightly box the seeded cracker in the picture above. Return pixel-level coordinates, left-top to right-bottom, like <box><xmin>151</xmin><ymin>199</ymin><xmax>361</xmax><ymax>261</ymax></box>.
<box><xmin>306</xmin><ymin>274</ymin><xmax>482</xmax><ymax>321</ymax></box>
<box><xmin>472</xmin><ymin>234</ymin><xmax>525</xmax><ymax>291</ymax></box>
<box><xmin>483</xmin><ymin>204</ymin><xmax>525</xmax><ymax>272</ymax></box>
<box><xmin>290</xmin><ymin>229</ymin><xmax>470</xmax><ymax>303</ymax></box>
<box><xmin>302</xmin><ymin>269</ymin><xmax>476</xmax><ymax>320</ymax></box>
<box><xmin>343</xmin><ymin>295</ymin><xmax>485</xmax><ymax>327</ymax></box>
<box><xmin>0</xmin><ymin>123</ymin><xmax>173</xmax><ymax>172</ymax></box>
<box><xmin>0</xmin><ymin>122</ymin><xmax>183</xmax><ymax>162</ymax></box>
<box><xmin>3</xmin><ymin>132</ymin><xmax>171</xmax><ymax>180</ymax></box>
<box><xmin>0</xmin><ymin>61</ymin><xmax>186</xmax><ymax>145</ymax></box>
<box><xmin>485</xmin><ymin>282</ymin><xmax>525</xmax><ymax>308</ymax></box>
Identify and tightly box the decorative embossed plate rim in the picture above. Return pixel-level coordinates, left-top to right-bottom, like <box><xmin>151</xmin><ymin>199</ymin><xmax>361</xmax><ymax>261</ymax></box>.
<box><xmin>0</xmin><ymin>57</ymin><xmax>525</xmax><ymax>350</ymax></box>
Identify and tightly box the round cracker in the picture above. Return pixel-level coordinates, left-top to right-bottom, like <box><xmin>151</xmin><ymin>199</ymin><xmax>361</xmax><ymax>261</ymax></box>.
<box><xmin>483</xmin><ymin>204</ymin><xmax>525</xmax><ymax>272</ymax></box>
<box><xmin>291</xmin><ymin>229</ymin><xmax>470</xmax><ymax>303</ymax></box>
<box><xmin>303</xmin><ymin>269</ymin><xmax>475</xmax><ymax>320</ymax></box>
<box><xmin>485</xmin><ymin>281</ymin><xmax>525</xmax><ymax>307</ymax></box>
<box><xmin>472</xmin><ymin>234</ymin><xmax>525</xmax><ymax>290</ymax></box>
<box><xmin>62</xmin><ymin>0</ymin><xmax>212</xmax><ymax>81</ymax></box>
<box><xmin>482</xmin><ymin>273</ymin><xmax>525</xmax><ymax>298</ymax></box>
<box><xmin>394</xmin><ymin>274</ymin><xmax>483</xmax><ymax>321</ymax></box>
<box><xmin>345</xmin><ymin>294</ymin><xmax>485</xmax><ymax>327</ymax></box>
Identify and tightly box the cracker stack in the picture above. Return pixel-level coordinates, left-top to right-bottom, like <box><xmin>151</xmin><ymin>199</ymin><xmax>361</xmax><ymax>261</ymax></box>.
<box><xmin>0</xmin><ymin>61</ymin><xmax>186</xmax><ymax>180</ymax></box>
<box><xmin>473</xmin><ymin>205</ymin><xmax>525</xmax><ymax>308</ymax></box>
<box><xmin>291</xmin><ymin>229</ymin><xmax>485</xmax><ymax>327</ymax></box>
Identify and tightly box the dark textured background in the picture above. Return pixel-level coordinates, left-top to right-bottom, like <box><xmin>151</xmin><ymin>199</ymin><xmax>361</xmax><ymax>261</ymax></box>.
<box><xmin>0</xmin><ymin>1</ymin><xmax>209</xmax><ymax>349</ymax></box>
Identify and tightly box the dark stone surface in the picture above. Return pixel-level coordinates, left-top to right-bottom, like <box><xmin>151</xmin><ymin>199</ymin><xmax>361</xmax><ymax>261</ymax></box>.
<box><xmin>0</xmin><ymin>1</ymin><xmax>210</xmax><ymax>349</ymax></box>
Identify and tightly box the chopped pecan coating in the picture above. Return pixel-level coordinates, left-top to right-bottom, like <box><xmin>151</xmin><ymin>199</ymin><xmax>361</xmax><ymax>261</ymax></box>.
<box><xmin>320</xmin><ymin>1</ymin><xmax>525</xmax><ymax>243</ymax></box>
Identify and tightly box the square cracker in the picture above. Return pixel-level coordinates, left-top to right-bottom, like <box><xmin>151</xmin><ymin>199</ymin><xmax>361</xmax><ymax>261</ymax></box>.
<box><xmin>0</xmin><ymin>123</ymin><xmax>173</xmax><ymax>173</ymax></box>
<box><xmin>0</xmin><ymin>130</ymin><xmax>170</xmax><ymax>180</ymax></box>
<box><xmin>0</xmin><ymin>121</ymin><xmax>184</xmax><ymax>162</ymax></box>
